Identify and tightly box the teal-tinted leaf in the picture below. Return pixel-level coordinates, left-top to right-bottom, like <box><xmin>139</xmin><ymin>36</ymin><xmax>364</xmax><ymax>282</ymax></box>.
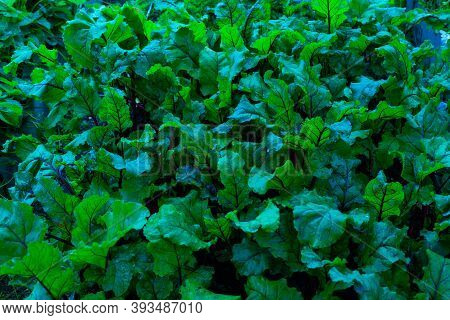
<box><xmin>3</xmin><ymin>45</ymin><xmax>33</xmax><ymax>75</ymax></box>
<box><xmin>328</xmin><ymin>267</ymin><xmax>360</xmax><ymax>289</ymax></box>
<box><xmin>99</xmin><ymin>43</ymin><xmax>136</xmax><ymax>84</ymax></box>
<box><xmin>361</xmin><ymin>221</ymin><xmax>407</xmax><ymax>273</ymax></box>
<box><xmin>103</xmin><ymin>254</ymin><xmax>133</xmax><ymax>297</ymax></box>
<box><xmin>214</xmin><ymin>0</ymin><xmax>245</xmax><ymax>27</ymax></box>
<box><xmin>355</xmin><ymin>273</ymin><xmax>403</xmax><ymax>300</ymax></box>
<box><xmin>350</xmin><ymin>76</ymin><xmax>383</xmax><ymax>106</ymax></box>
<box><xmin>239</xmin><ymin>72</ymin><xmax>269</xmax><ymax>101</ymax></box>
<box><xmin>229</xmin><ymin>95</ymin><xmax>268</xmax><ymax>125</ymax></box>
<box><xmin>293</xmin><ymin>204</ymin><xmax>347</xmax><ymax>249</ymax></box>
<box><xmin>218</xmin><ymin>152</ymin><xmax>250</xmax><ymax>211</ymax></box>
<box><xmin>26</xmin><ymin>283</ymin><xmax>52</xmax><ymax>300</ymax></box>
<box><xmin>417</xmin><ymin>250</ymin><xmax>450</xmax><ymax>300</ymax></box>
<box><xmin>255</xmin><ymin>210</ymin><xmax>301</xmax><ymax>271</ymax></box>
<box><xmin>232</xmin><ymin>238</ymin><xmax>271</xmax><ymax>276</ymax></box>
<box><xmin>328</xmin><ymin>155</ymin><xmax>362</xmax><ymax>210</ymax></box>
<box><xmin>0</xmin><ymin>100</ymin><xmax>22</xmax><ymax>127</ymax></box>
<box><xmin>228</xmin><ymin>201</ymin><xmax>280</xmax><ymax>233</ymax></box>
<box><xmin>103</xmin><ymin>244</ymin><xmax>149</xmax><ymax>297</ymax></box>
<box><xmin>301</xmin><ymin>247</ymin><xmax>332</xmax><ymax>269</ymax></box>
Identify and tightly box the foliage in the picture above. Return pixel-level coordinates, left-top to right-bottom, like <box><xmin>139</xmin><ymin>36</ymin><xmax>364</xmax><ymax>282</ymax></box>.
<box><xmin>0</xmin><ymin>0</ymin><xmax>449</xmax><ymax>300</ymax></box>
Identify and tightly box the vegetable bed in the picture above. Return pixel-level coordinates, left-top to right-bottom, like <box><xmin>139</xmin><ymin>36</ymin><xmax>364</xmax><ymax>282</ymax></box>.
<box><xmin>0</xmin><ymin>0</ymin><xmax>449</xmax><ymax>300</ymax></box>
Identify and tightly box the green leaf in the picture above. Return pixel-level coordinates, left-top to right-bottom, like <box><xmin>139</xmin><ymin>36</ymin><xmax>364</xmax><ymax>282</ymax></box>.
<box><xmin>293</xmin><ymin>204</ymin><xmax>347</xmax><ymax>249</ymax></box>
<box><xmin>33</xmin><ymin>178</ymin><xmax>80</xmax><ymax>234</ymax></box>
<box><xmin>72</xmin><ymin>195</ymin><xmax>110</xmax><ymax>246</ymax></box>
<box><xmin>161</xmin><ymin>190</ymin><xmax>209</xmax><ymax>230</ymax></box>
<box><xmin>0</xmin><ymin>100</ymin><xmax>22</xmax><ymax>127</ymax></box>
<box><xmin>181</xmin><ymin>280</ymin><xmax>240</xmax><ymax>300</ymax></box>
<box><xmin>102</xmin><ymin>200</ymin><xmax>149</xmax><ymax>242</ymax></box>
<box><xmin>220</xmin><ymin>25</ymin><xmax>245</xmax><ymax>51</ymax></box>
<box><xmin>1</xmin><ymin>0</ymin><xmax>448</xmax><ymax>301</ymax></box>
<box><xmin>63</xmin><ymin>77</ymin><xmax>101</xmax><ymax>118</ymax></box>
<box><xmin>69</xmin><ymin>242</ymin><xmax>111</xmax><ymax>269</ymax></box>
<box><xmin>144</xmin><ymin>204</ymin><xmax>212</xmax><ymax>250</ymax></box>
<box><xmin>376</xmin><ymin>37</ymin><xmax>412</xmax><ymax>80</ymax></box>
<box><xmin>246</xmin><ymin>276</ymin><xmax>302</xmax><ymax>299</ymax></box>
<box><xmin>136</xmin><ymin>275</ymin><xmax>173</xmax><ymax>300</ymax></box>
<box><xmin>311</xmin><ymin>0</ymin><xmax>349</xmax><ymax>33</ymax></box>
<box><xmin>199</xmin><ymin>48</ymin><xmax>224</xmax><ymax>96</ymax></box>
<box><xmin>147</xmin><ymin>239</ymin><xmax>195</xmax><ymax>277</ymax></box>
<box><xmin>265</xmin><ymin>78</ymin><xmax>297</xmax><ymax>132</ymax></box>
<box><xmin>104</xmin><ymin>15</ymin><xmax>133</xmax><ymax>43</ymax></box>
<box><xmin>300</xmin><ymin>117</ymin><xmax>331</xmax><ymax>149</ymax></box>
<box><xmin>301</xmin><ymin>247</ymin><xmax>332</xmax><ymax>269</ymax></box>
<box><xmin>34</xmin><ymin>44</ymin><xmax>57</xmax><ymax>67</ymax></box>
<box><xmin>248</xmin><ymin>167</ymin><xmax>275</xmax><ymax>195</ymax></box>
<box><xmin>204</xmin><ymin>215</ymin><xmax>232</xmax><ymax>241</ymax></box>
<box><xmin>255</xmin><ymin>210</ymin><xmax>301</xmax><ymax>271</ymax></box>
<box><xmin>0</xmin><ymin>242</ymin><xmax>74</xmax><ymax>299</ymax></box>
<box><xmin>166</xmin><ymin>27</ymin><xmax>203</xmax><ymax>74</ymax></box>
<box><xmin>71</xmin><ymin>199</ymin><xmax>149</xmax><ymax>269</ymax></box>
<box><xmin>63</xmin><ymin>10</ymin><xmax>106</xmax><ymax>68</ymax></box>
<box><xmin>367</xmin><ymin>101</ymin><xmax>406</xmax><ymax>121</ymax></box>
<box><xmin>251</xmin><ymin>31</ymin><xmax>281</xmax><ymax>54</ymax></box>
<box><xmin>0</xmin><ymin>200</ymin><xmax>47</xmax><ymax>264</ymax></box>
<box><xmin>364</xmin><ymin>171</ymin><xmax>404</xmax><ymax>220</ymax></box>
<box><xmin>99</xmin><ymin>87</ymin><xmax>132</xmax><ymax>132</ymax></box>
